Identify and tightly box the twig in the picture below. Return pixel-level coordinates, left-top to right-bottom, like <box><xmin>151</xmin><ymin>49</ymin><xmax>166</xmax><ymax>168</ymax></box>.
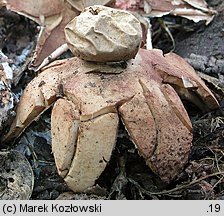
<box><xmin>205</xmin><ymin>176</ymin><xmax>224</xmax><ymax>200</ymax></box>
<box><xmin>158</xmin><ymin>18</ymin><xmax>175</xmax><ymax>52</ymax></box>
<box><xmin>128</xmin><ymin>171</ymin><xmax>224</xmax><ymax>196</ymax></box>
<box><xmin>35</xmin><ymin>43</ymin><xmax>69</xmax><ymax>72</ymax></box>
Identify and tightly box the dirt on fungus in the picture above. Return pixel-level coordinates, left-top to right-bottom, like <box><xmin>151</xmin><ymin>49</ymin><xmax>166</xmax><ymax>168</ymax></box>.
<box><xmin>0</xmin><ymin>0</ymin><xmax>224</xmax><ymax>200</ymax></box>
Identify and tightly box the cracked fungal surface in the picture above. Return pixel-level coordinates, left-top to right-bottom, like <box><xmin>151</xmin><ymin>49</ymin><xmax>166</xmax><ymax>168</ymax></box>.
<box><xmin>2</xmin><ymin>48</ymin><xmax>219</xmax><ymax>192</ymax></box>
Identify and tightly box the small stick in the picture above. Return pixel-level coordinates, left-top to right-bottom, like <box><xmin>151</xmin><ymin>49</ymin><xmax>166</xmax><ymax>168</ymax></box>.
<box><xmin>35</xmin><ymin>43</ymin><xmax>69</xmax><ymax>72</ymax></box>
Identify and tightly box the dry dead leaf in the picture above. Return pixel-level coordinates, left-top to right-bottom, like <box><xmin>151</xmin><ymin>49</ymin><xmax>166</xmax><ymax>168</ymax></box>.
<box><xmin>2</xmin><ymin>0</ymin><xmax>78</xmax><ymax>68</ymax></box>
<box><xmin>115</xmin><ymin>0</ymin><xmax>216</xmax><ymax>24</ymax></box>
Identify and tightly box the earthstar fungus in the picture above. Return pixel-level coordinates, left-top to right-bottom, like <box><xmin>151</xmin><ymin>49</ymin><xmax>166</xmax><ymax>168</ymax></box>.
<box><xmin>2</xmin><ymin>6</ymin><xmax>219</xmax><ymax>192</ymax></box>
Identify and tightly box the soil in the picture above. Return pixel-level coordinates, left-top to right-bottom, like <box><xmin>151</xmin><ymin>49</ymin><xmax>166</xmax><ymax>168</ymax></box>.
<box><xmin>175</xmin><ymin>0</ymin><xmax>224</xmax><ymax>59</ymax></box>
<box><xmin>0</xmin><ymin>0</ymin><xmax>224</xmax><ymax>200</ymax></box>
